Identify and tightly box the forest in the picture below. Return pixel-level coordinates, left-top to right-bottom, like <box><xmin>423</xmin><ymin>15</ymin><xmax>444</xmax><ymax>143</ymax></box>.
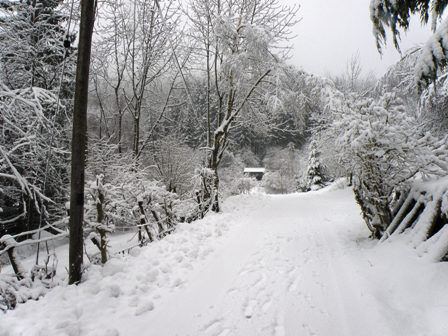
<box><xmin>1</xmin><ymin>0</ymin><xmax>448</xmax><ymax>335</ymax></box>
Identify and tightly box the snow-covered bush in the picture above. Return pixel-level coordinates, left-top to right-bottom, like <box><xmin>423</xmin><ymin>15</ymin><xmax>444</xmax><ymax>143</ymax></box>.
<box><xmin>263</xmin><ymin>171</ymin><xmax>289</xmax><ymax>194</ymax></box>
<box><xmin>0</xmin><ymin>234</ymin><xmax>61</xmax><ymax>311</ymax></box>
<box><xmin>144</xmin><ymin>135</ymin><xmax>201</xmax><ymax>197</ymax></box>
<box><xmin>229</xmin><ymin>177</ymin><xmax>258</xmax><ymax>195</ymax></box>
<box><xmin>85</xmin><ymin>138</ymin><xmax>139</xmax><ymax>230</ymax></box>
<box><xmin>334</xmin><ymin>93</ymin><xmax>448</xmax><ymax>236</ymax></box>
<box><xmin>84</xmin><ymin>137</ymin><xmax>198</xmax><ymax>256</ymax></box>
<box><xmin>191</xmin><ymin>167</ymin><xmax>219</xmax><ymax>217</ymax></box>
<box><xmin>0</xmin><ymin>275</ymin><xmax>50</xmax><ymax>312</ymax></box>
<box><xmin>84</xmin><ymin>175</ymin><xmax>115</xmax><ymax>264</ymax></box>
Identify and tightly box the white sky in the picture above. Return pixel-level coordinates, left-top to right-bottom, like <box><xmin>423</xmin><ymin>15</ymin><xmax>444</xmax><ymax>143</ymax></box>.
<box><xmin>286</xmin><ymin>0</ymin><xmax>433</xmax><ymax>77</ymax></box>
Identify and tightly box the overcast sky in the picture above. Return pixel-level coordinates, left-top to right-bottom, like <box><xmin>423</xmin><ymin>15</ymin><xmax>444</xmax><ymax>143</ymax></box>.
<box><xmin>286</xmin><ymin>0</ymin><xmax>433</xmax><ymax>77</ymax></box>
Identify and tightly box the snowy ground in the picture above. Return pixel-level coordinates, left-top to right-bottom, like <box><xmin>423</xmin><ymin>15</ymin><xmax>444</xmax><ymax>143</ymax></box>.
<box><xmin>2</xmin><ymin>184</ymin><xmax>448</xmax><ymax>336</ymax></box>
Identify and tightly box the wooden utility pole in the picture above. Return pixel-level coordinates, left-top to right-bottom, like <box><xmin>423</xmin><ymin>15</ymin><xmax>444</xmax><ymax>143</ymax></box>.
<box><xmin>68</xmin><ymin>0</ymin><xmax>96</xmax><ymax>285</ymax></box>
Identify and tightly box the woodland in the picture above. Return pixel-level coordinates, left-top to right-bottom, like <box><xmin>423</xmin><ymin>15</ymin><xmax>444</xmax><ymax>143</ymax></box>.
<box><xmin>1</xmin><ymin>0</ymin><xmax>448</xmax><ymax>320</ymax></box>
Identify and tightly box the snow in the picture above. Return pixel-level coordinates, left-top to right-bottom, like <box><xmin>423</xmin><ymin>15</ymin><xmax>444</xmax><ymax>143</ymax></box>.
<box><xmin>2</xmin><ymin>186</ymin><xmax>448</xmax><ymax>335</ymax></box>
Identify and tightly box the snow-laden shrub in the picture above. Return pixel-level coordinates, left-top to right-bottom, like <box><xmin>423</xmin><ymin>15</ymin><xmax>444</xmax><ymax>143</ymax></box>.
<box><xmin>0</xmin><ymin>275</ymin><xmax>50</xmax><ymax>312</ymax></box>
<box><xmin>263</xmin><ymin>171</ymin><xmax>289</xmax><ymax>194</ymax></box>
<box><xmin>84</xmin><ymin>138</ymin><xmax>202</xmax><ymax>256</ymax></box>
<box><xmin>229</xmin><ymin>177</ymin><xmax>258</xmax><ymax>195</ymax></box>
<box><xmin>334</xmin><ymin>93</ymin><xmax>448</xmax><ymax>237</ymax></box>
<box><xmin>0</xmin><ymin>236</ymin><xmax>60</xmax><ymax>311</ymax></box>
<box><xmin>144</xmin><ymin>135</ymin><xmax>201</xmax><ymax>197</ymax></box>
<box><xmin>190</xmin><ymin>167</ymin><xmax>219</xmax><ymax>217</ymax></box>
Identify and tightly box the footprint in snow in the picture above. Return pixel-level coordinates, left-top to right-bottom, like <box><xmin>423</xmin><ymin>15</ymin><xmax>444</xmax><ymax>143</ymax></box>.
<box><xmin>273</xmin><ymin>314</ymin><xmax>285</xmax><ymax>336</ymax></box>
<box><xmin>302</xmin><ymin>323</ymin><xmax>317</xmax><ymax>336</ymax></box>
<box><xmin>135</xmin><ymin>301</ymin><xmax>154</xmax><ymax>316</ymax></box>
<box><xmin>288</xmin><ymin>277</ymin><xmax>300</xmax><ymax>292</ymax></box>
<box><xmin>227</xmin><ymin>288</ymin><xmax>238</xmax><ymax>295</ymax></box>
<box><xmin>216</xmin><ymin>329</ymin><xmax>231</xmax><ymax>336</ymax></box>
<box><xmin>261</xmin><ymin>299</ymin><xmax>272</xmax><ymax>313</ymax></box>
<box><xmin>202</xmin><ymin>319</ymin><xmax>222</xmax><ymax>334</ymax></box>
<box><xmin>274</xmin><ymin>325</ymin><xmax>285</xmax><ymax>336</ymax></box>
<box><xmin>244</xmin><ymin>299</ymin><xmax>257</xmax><ymax>318</ymax></box>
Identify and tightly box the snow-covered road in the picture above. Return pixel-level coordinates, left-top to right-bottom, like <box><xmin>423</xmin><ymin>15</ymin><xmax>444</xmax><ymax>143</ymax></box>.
<box><xmin>3</xmin><ymin>185</ymin><xmax>448</xmax><ymax>336</ymax></box>
<box><xmin>134</xmin><ymin>187</ymin><xmax>390</xmax><ymax>336</ymax></box>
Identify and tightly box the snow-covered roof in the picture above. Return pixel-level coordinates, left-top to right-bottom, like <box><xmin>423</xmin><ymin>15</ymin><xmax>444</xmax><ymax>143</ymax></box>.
<box><xmin>244</xmin><ymin>168</ymin><xmax>265</xmax><ymax>173</ymax></box>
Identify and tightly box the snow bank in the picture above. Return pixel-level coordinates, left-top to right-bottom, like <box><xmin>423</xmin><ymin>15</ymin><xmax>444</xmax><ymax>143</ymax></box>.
<box><xmin>357</xmin><ymin>237</ymin><xmax>448</xmax><ymax>336</ymax></box>
<box><xmin>0</xmin><ymin>193</ymin><xmax>266</xmax><ymax>336</ymax></box>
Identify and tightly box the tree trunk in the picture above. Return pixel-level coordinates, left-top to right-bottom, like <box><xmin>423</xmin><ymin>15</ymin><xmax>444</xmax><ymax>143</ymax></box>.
<box><xmin>7</xmin><ymin>246</ymin><xmax>25</xmax><ymax>281</ymax></box>
<box><xmin>68</xmin><ymin>0</ymin><xmax>96</xmax><ymax>285</ymax></box>
<box><xmin>211</xmin><ymin>171</ymin><xmax>220</xmax><ymax>212</ymax></box>
<box><xmin>96</xmin><ymin>179</ymin><xmax>107</xmax><ymax>264</ymax></box>
<box><xmin>99</xmin><ymin>228</ymin><xmax>108</xmax><ymax>265</ymax></box>
<box><xmin>208</xmin><ymin>148</ymin><xmax>220</xmax><ymax>213</ymax></box>
<box><xmin>133</xmin><ymin>116</ymin><xmax>140</xmax><ymax>156</ymax></box>
<box><xmin>117</xmin><ymin>112</ymin><xmax>123</xmax><ymax>154</ymax></box>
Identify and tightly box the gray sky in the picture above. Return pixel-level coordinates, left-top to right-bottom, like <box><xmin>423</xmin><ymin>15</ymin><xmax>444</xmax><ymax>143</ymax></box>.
<box><xmin>286</xmin><ymin>0</ymin><xmax>433</xmax><ymax>77</ymax></box>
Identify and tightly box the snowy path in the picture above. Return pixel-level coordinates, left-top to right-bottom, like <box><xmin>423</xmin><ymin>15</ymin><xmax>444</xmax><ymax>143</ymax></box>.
<box><xmin>3</xmin><ymin>186</ymin><xmax>448</xmax><ymax>336</ymax></box>
<box><xmin>125</xmin><ymin>188</ymin><xmax>391</xmax><ymax>336</ymax></box>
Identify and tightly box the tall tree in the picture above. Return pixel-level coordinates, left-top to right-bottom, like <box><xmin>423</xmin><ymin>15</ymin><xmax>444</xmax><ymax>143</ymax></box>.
<box><xmin>92</xmin><ymin>0</ymin><xmax>180</xmax><ymax>155</ymax></box>
<box><xmin>186</xmin><ymin>0</ymin><xmax>300</xmax><ymax>211</ymax></box>
<box><xmin>68</xmin><ymin>0</ymin><xmax>96</xmax><ymax>285</ymax></box>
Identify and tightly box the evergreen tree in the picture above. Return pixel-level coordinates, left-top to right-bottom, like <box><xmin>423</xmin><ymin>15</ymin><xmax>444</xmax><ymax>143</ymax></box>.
<box><xmin>0</xmin><ymin>0</ymin><xmax>76</xmax><ymax>236</ymax></box>
<box><xmin>0</xmin><ymin>0</ymin><xmax>76</xmax><ymax>93</ymax></box>
<box><xmin>306</xmin><ymin>140</ymin><xmax>324</xmax><ymax>191</ymax></box>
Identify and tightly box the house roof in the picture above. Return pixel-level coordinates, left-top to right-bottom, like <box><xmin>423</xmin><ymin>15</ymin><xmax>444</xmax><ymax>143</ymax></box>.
<box><xmin>244</xmin><ymin>168</ymin><xmax>265</xmax><ymax>173</ymax></box>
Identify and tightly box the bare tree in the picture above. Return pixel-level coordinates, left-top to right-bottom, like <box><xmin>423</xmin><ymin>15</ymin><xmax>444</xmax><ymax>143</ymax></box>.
<box><xmin>345</xmin><ymin>52</ymin><xmax>362</xmax><ymax>92</ymax></box>
<box><xmin>92</xmin><ymin>0</ymin><xmax>180</xmax><ymax>156</ymax></box>
<box><xmin>186</xmin><ymin>0</ymin><xmax>300</xmax><ymax>211</ymax></box>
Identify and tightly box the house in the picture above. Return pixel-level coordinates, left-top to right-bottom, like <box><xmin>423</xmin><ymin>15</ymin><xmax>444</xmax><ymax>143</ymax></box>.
<box><xmin>244</xmin><ymin>167</ymin><xmax>265</xmax><ymax>181</ymax></box>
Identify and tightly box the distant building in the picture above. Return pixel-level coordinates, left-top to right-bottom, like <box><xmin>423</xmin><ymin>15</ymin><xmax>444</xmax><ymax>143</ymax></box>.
<box><xmin>244</xmin><ymin>168</ymin><xmax>265</xmax><ymax>181</ymax></box>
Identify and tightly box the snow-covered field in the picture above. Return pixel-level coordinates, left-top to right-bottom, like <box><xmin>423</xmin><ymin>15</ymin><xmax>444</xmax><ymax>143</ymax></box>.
<box><xmin>2</xmin><ymin>185</ymin><xmax>448</xmax><ymax>336</ymax></box>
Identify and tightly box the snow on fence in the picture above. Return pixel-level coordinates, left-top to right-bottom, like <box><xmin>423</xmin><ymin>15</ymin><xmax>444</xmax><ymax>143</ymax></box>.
<box><xmin>382</xmin><ymin>177</ymin><xmax>448</xmax><ymax>262</ymax></box>
<box><xmin>0</xmin><ymin>170</ymin><xmax>218</xmax><ymax>311</ymax></box>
